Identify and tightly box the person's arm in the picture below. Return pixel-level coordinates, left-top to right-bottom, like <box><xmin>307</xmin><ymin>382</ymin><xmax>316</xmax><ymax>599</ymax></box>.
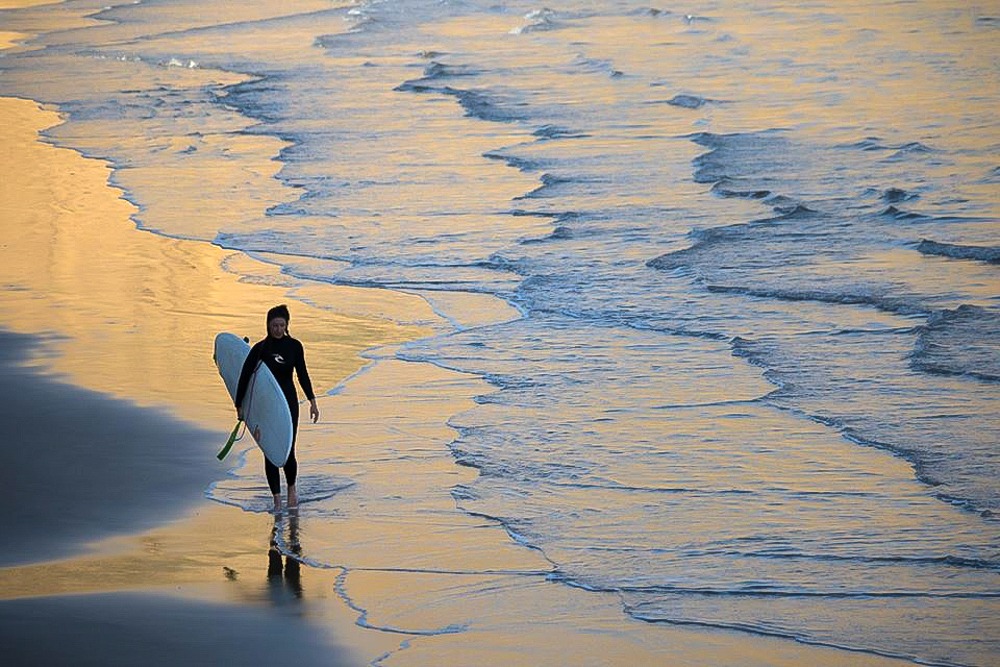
<box><xmin>295</xmin><ymin>340</ymin><xmax>320</xmax><ymax>423</ymax></box>
<box><xmin>234</xmin><ymin>342</ymin><xmax>262</xmax><ymax>417</ymax></box>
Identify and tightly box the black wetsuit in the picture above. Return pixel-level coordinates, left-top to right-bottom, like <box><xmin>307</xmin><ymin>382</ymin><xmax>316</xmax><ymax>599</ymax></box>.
<box><xmin>234</xmin><ymin>334</ymin><xmax>315</xmax><ymax>495</ymax></box>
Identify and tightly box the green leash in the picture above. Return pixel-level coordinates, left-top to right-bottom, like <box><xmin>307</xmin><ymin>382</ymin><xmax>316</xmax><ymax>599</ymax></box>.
<box><xmin>217</xmin><ymin>420</ymin><xmax>243</xmax><ymax>461</ymax></box>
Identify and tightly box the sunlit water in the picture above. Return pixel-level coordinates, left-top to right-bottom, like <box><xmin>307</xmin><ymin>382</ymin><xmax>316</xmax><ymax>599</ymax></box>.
<box><xmin>1</xmin><ymin>1</ymin><xmax>997</xmax><ymax>664</ymax></box>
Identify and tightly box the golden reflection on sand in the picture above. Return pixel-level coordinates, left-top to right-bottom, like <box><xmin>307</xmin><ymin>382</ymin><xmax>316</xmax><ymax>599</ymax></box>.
<box><xmin>0</xmin><ymin>31</ymin><xmax>28</xmax><ymax>49</ymax></box>
<box><xmin>0</xmin><ymin>0</ymin><xmax>60</xmax><ymax>8</ymax></box>
<box><xmin>0</xmin><ymin>96</ymin><xmax>435</xmax><ymax>426</ymax></box>
<box><xmin>0</xmin><ymin>503</ymin><xmax>403</xmax><ymax>661</ymax></box>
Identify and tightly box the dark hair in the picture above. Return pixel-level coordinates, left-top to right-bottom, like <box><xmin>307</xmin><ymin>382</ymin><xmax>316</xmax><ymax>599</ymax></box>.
<box><xmin>266</xmin><ymin>304</ymin><xmax>290</xmax><ymax>334</ymax></box>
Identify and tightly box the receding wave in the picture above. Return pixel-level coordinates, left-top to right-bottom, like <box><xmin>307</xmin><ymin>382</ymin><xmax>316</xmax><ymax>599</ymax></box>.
<box><xmin>571</xmin><ymin>55</ymin><xmax>624</xmax><ymax>78</ymax></box>
<box><xmin>509</xmin><ymin>8</ymin><xmax>561</xmax><ymax>34</ymax></box>
<box><xmin>917</xmin><ymin>239</ymin><xmax>1000</xmax><ymax>264</ymax></box>
<box><xmin>420</xmin><ymin>61</ymin><xmax>479</xmax><ymax>79</ymax></box>
<box><xmin>483</xmin><ymin>150</ymin><xmax>549</xmax><ymax>173</ymax></box>
<box><xmin>396</xmin><ymin>78</ymin><xmax>528</xmax><ymax>123</ymax></box>
<box><xmin>685</xmin><ymin>130</ymin><xmax>814</xmax><ymax>214</ymax></box>
<box><xmin>842</xmin><ymin>137</ymin><xmax>938</xmax><ymax>158</ymax></box>
<box><xmin>209</xmin><ymin>470</ymin><xmax>355</xmax><ymax>514</ymax></box>
<box><xmin>532</xmin><ymin>124</ymin><xmax>589</xmax><ymax>139</ymax></box>
<box><xmin>520</xmin><ymin>225</ymin><xmax>573</xmax><ymax>244</ymax></box>
<box><xmin>705</xmin><ymin>284</ymin><xmax>926</xmax><ymax>315</ymax></box>
<box><xmin>647</xmin><ymin>207</ymin><xmax>819</xmax><ymax>272</ymax></box>
<box><xmin>912</xmin><ymin>305</ymin><xmax>1000</xmax><ymax>382</ymax></box>
<box><xmin>514</xmin><ymin>173</ymin><xmax>582</xmax><ymax>199</ymax></box>
<box><xmin>710</xmin><ymin>178</ymin><xmax>771</xmax><ymax>199</ymax></box>
<box><xmin>886</xmin><ymin>141</ymin><xmax>937</xmax><ymax>159</ymax></box>
<box><xmin>660</xmin><ymin>93</ymin><xmax>724</xmax><ymax>109</ymax></box>
<box><xmin>881</xmin><ymin>205</ymin><xmax>932</xmax><ymax>221</ymax></box>
<box><xmin>882</xmin><ymin>187</ymin><xmax>917</xmax><ymax>203</ymax></box>
<box><xmin>624</xmin><ymin>604</ymin><xmax>973</xmax><ymax>667</ymax></box>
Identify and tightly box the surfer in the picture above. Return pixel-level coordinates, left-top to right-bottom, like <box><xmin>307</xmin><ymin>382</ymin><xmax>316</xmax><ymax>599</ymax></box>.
<box><xmin>235</xmin><ymin>304</ymin><xmax>320</xmax><ymax>512</ymax></box>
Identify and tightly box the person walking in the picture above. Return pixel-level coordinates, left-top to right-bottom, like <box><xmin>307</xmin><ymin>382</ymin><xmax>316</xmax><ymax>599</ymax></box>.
<box><xmin>235</xmin><ymin>304</ymin><xmax>319</xmax><ymax>512</ymax></box>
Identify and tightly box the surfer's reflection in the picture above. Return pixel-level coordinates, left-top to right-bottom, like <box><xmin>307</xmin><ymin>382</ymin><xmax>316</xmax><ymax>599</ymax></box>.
<box><xmin>267</xmin><ymin>513</ymin><xmax>303</xmax><ymax>601</ymax></box>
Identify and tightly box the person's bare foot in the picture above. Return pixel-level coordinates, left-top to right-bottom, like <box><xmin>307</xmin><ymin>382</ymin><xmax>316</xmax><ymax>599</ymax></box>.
<box><xmin>287</xmin><ymin>485</ymin><xmax>298</xmax><ymax>509</ymax></box>
<box><xmin>272</xmin><ymin>493</ymin><xmax>283</xmax><ymax>514</ymax></box>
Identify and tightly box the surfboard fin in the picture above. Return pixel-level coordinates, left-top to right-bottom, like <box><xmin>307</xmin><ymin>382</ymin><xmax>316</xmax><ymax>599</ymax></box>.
<box><xmin>217</xmin><ymin>420</ymin><xmax>243</xmax><ymax>461</ymax></box>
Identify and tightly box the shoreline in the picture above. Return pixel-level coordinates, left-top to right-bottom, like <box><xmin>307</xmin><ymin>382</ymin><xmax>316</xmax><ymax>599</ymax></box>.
<box><xmin>0</xmin><ymin>94</ymin><xmax>923</xmax><ymax>666</ymax></box>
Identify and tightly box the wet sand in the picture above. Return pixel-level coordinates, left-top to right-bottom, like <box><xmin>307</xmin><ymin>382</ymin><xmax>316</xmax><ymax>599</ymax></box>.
<box><xmin>0</xmin><ymin>94</ymin><xmax>922</xmax><ymax>665</ymax></box>
<box><xmin>0</xmin><ymin>592</ymin><xmax>349</xmax><ymax>666</ymax></box>
<box><xmin>0</xmin><ymin>329</ymin><xmax>220</xmax><ymax>566</ymax></box>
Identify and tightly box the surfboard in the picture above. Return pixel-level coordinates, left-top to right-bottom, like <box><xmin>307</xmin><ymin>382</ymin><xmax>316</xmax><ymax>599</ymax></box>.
<box><xmin>213</xmin><ymin>332</ymin><xmax>294</xmax><ymax>467</ymax></box>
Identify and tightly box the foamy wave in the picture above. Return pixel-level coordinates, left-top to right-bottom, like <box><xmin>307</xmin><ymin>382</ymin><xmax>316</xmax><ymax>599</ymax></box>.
<box><xmin>165</xmin><ymin>57</ymin><xmax>198</xmax><ymax>69</ymax></box>
<box><xmin>510</xmin><ymin>7</ymin><xmax>559</xmax><ymax>34</ymax></box>
<box><xmin>666</xmin><ymin>93</ymin><xmax>711</xmax><ymax>109</ymax></box>
<box><xmin>917</xmin><ymin>239</ymin><xmax>1000</xmax><ymax>264</ymax></box>
<box><xmin>912</xmin><ymin>305</ymin><xmax>1000</xmax><ymax>381</ymax></box>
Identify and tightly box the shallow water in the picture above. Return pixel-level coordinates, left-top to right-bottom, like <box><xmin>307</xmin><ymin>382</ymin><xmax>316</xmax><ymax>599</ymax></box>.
<box><xmin>1</xmin><ymin>0</ymin><xmax>997</xmax><ymax>664</ymax></box>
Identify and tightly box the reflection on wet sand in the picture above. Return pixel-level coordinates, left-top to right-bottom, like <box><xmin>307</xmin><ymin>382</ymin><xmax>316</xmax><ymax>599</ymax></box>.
<box><xmin>268</xmin><ymin>513</ymin><xmax>304</xmax><ymax>603</ymax></box>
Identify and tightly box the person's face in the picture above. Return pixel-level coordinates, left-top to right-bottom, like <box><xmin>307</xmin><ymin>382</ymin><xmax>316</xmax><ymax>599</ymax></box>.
<box><xmin>268</xmin><ymin>317</ymin><xmax>287</xmax><ymax>339</ymax></box>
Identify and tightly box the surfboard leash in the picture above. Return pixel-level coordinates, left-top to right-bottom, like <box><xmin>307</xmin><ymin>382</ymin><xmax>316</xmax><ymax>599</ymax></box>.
<box><xmin>216</xmin><ymin>420</ymin><xmax>244</xmax><ymax>461</ymax></box>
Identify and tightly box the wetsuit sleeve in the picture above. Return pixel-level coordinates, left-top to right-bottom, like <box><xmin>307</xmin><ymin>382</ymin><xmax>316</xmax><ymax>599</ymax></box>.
<box><xmin>295</xmin><ymin>339</ymin><xmax>315</xmax><ymax>401</ymax></box>
<box><xmin>234</xmin><ymin>342</ymin><xmax>263</xmax><ymax>408</ymax></box>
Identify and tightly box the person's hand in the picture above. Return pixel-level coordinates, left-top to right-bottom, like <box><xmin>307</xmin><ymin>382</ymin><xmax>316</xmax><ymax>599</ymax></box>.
<box><xmin>309</xmin><ymin>400</ymin><xmax>320</xmax><ymax>423</ymax></box>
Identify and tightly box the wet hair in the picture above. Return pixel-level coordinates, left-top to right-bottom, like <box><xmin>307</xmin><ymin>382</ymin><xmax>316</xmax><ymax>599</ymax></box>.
<box><xmin>266</xmin><ymin>304</ymin><xmax>290</xmax><ymax>335</ymax></box>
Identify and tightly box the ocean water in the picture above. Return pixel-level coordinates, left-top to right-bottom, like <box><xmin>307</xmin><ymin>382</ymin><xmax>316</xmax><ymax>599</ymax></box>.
<box><xmin>1</xmin><ymin>0</ymin><xmax>998</xmax><ymax>664</ymax></box>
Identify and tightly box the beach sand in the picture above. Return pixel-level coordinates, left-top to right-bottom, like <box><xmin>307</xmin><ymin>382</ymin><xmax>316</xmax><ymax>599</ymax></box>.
<box><xmin>0</xmin><ymin>329</ymin><xmax>222</xmax><ymax>567</ymax></box>
<box><xmin>0</xmin><ymin>95</ymin><xmax>920</xmax><ymax>665</ymax></box>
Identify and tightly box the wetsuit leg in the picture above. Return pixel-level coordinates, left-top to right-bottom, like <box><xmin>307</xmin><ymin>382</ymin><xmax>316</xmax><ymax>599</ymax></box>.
<box><xmin>284</xmin><ymin>447</ymin><xmax>298</xmax><ymax>488</ymax></box>
<box><xmin>264</xmin><ymin>399</ymin><xmax>299</xmax><ymax>494</ymax></box>
<box><xmin>284</xmin><ymin>401</ymin><xmax>300</xmax><ymax>488</ymax></box>
<box><xmin>265</xmin><ymin>458</ymin><xmax>281</xmax><ymax>495</ymax></box>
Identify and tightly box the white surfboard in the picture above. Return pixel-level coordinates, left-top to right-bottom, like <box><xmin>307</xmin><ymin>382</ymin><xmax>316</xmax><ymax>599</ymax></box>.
<box><xmin>214</xmin><ymin>332</ymin><xmax>294</xmax><ymax>467</ymax></box>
